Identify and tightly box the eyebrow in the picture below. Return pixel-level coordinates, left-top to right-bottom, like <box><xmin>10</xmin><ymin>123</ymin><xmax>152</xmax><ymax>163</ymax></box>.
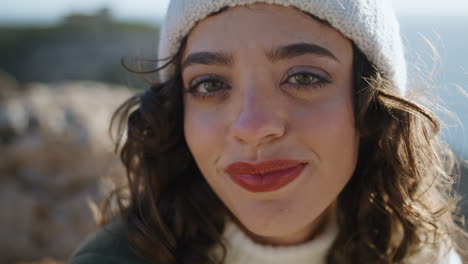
<box><xmin>266</xmin><ymin>42</ymin><xmax>339</xmax><ymax>63</ymax></box>
<box><xmin>181</xmin><ymin>42</ymin><xmax>339</xmax><ymax>71</ymax></box>
<box><xmin>182</xmin><ymin>51</ymin><xmax>233</xmax><ymax>71</ymax></box>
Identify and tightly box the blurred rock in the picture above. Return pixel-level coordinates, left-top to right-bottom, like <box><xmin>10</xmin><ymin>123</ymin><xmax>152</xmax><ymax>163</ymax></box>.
<box><xmin>0</xmin><ymin>80</ymin><xmax>132</xmax><ymax>263</ymax></box>
<box><xmin>0</xmin><ymin>70</ymin><xmax>19</xmax><ymax>100</ymax></box>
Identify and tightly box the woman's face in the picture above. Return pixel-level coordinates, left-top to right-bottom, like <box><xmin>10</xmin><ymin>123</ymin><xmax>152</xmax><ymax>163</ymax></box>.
<box><xmin>182</xmin><ymin>4</ymin><xmax>358</xmax><ymax>245</ymax></box>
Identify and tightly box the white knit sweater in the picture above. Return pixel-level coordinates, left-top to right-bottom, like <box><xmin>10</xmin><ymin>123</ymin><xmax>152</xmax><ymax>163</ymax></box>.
<box><xmin>217</xmin><ymin>221</ymin><xmax>463</xmax><ymax>264</ymax></box>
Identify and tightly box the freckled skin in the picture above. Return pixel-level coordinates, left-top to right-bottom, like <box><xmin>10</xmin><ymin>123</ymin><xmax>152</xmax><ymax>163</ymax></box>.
<box><xmin>182</xmin><ymin>4</ymin><xmax>358</xmax><ymax>246</ymax></box>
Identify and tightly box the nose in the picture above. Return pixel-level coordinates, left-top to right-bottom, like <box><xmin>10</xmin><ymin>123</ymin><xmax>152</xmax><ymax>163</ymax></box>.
<box><xmin>229</xmin><ymin>91</ymin><xmax>286</xmax><ymax>146</ymax></box>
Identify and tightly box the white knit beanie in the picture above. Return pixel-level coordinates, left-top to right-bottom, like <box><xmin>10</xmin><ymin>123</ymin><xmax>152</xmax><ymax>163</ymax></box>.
<box><xmin>158</xmin><ymin>0</ymin><xmax>407</xmax><ymax>95</ymax></box>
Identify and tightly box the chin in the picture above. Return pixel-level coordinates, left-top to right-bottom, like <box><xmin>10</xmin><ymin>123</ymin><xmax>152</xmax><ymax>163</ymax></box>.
<box><xmin>229</xmin><ymin>202</ymin><xmax>333</xmax><ymax>245</ymax></box>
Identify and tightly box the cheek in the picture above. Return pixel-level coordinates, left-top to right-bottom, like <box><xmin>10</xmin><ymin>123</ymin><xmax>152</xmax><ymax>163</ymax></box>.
<box><xmin>293</xmin><ymin>95</ymin><xmax>359</xmax><ymax>178</ymax></box>
<box><xmin>184</xmin><ymin>107</ymin><xmax>225</xmax><ymax>175</ymax></box>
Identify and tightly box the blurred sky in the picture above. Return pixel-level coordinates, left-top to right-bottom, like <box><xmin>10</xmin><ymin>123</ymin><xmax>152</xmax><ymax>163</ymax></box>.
<box><xmin>1</xmin><ymin>0</ymin><xmax>468</xmax><ymax>25</ymax></box>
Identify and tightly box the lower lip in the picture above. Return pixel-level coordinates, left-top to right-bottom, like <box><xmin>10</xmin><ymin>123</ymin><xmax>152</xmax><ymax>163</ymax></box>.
<box><xmin>228</xmin><ymin>164</ymin><xmax>306</xmax><ymax>193</ymax></box>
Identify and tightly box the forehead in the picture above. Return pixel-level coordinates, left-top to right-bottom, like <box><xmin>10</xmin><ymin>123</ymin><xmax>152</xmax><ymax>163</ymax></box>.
<box><xmin>183</xmin><ymin>3</ymin><xmax>352</xmax><ymax>61</ymax></box>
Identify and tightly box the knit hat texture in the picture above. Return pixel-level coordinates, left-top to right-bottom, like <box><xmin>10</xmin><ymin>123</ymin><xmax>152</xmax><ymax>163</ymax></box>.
<box><xmin>158</xmin><ymin>0</ymin><xmax>407</xmax><ymax>95</ymax></box>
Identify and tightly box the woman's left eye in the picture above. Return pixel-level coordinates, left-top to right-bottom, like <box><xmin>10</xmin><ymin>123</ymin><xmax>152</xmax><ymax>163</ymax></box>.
<box><xmin>290</xmin><ymin>73</ymin><xmax>318</xmax><ymax>85</ymax></box>
<box><xmin>283</xmin><ymin>71</ymin><xmax>330</xmax><ymax>89</ymax></box>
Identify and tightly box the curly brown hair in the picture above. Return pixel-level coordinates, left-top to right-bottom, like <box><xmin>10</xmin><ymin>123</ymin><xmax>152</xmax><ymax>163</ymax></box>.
<box><xmin>102</xmin><ymin>32</ymin><xmax>467</xmax><ymax>264</ymax></box>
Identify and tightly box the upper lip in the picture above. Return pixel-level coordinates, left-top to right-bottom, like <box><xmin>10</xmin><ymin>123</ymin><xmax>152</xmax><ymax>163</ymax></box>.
<box><xmin>225</xmin><ymin>159</ymin><xmax>306</xmax><ymax>175</ymax></box>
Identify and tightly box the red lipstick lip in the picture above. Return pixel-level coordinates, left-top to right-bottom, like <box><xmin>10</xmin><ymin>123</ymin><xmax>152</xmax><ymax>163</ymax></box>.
<box><xmin>225</xmin><ymin>160</ymin><xmax>307</xmax><ymax>193</ymax></box>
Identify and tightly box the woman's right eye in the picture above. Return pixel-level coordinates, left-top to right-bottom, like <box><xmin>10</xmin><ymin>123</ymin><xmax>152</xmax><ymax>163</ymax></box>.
<box><xmin>192</xmin><ymin>80</ymin><xmax>225</xmax><ymax>93</ymax></box>
<box><xmin>187</xmin><ymin>76</ymin><xmax>229</xmax><ymax>98</ymax></box>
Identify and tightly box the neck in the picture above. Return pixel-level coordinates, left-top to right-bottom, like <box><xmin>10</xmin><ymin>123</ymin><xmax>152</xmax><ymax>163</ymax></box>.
<box><xmin>236</xmin><ymin>205</ymin><xmax>334</xmax><ymax>246</ymax></box>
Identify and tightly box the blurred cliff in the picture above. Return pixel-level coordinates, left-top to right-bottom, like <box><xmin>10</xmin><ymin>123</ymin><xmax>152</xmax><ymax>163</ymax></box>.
<box><xmin>0</xmin><ymin>8</ymin><xmax>159</xmax><ymax>85</ymax></box>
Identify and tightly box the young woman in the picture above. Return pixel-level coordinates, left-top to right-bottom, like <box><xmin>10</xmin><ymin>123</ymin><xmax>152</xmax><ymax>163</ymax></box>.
<box><xmin>68</xmin><ymin>0</ymin><xmax>466</xmax><ymax>263</ymax></box>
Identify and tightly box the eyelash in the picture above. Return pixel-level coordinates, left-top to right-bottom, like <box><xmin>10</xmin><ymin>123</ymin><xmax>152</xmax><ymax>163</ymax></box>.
<box><xmin>186</xmin><ymin>72</ymin><xmax>331</xmax><ymax>99</ymax></box>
